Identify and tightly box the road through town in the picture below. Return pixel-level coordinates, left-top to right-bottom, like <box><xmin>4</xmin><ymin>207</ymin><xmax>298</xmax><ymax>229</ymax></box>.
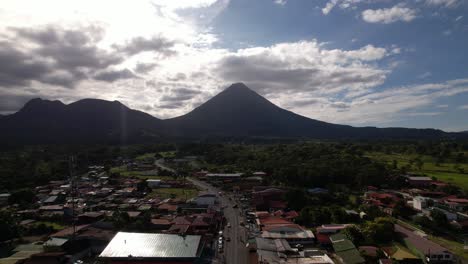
<box><xmin>187</xmin><ymin>177</ymin><xmax>249</xmax><ymax>264</ymax></box>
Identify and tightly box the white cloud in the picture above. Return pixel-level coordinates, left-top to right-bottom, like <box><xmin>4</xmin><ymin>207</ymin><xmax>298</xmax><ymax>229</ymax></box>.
<box><xmin>321</xmin><ymin>0</ymin><xmax>365</xmax><ymax>15</ymax></box>
<box><xmin>274</xmin><ymin>0</ymin><xmax>287</xmax><ymax>6</ymax></box>
<box><xmin>362</xmin><ymin>5</ymin><xmax>417</xmax><ymax>24</ymax></box>
<box><xmin>418</xmin><ymin>72</ymin><xmax>432</xmax><ymax>79</ymax></box>
<box><xmin>459</xmin><ymin>105</ymin><xmax>468</xmax><ymax>110</ymax></box>
<box><xmin>322</xmin><ymin>0</ymin><xmax>339</xmax><ymax>15</ymax></box>
<box><xmin>426</xmin><ymin>0</ymin><xmax>459</xmax><ymax>8</ymax></box>
<box><xmin>455</xmin><ymin>15</ymin><xmax>463</xmax><ymax>21</ymax></box>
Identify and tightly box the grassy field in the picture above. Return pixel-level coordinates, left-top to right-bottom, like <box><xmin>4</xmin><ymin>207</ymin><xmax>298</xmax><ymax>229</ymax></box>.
<box><xmin>110</xmin><ymin>166</ymin><xmax>177</xmax><ymax>181</ymax></box>
<box><xmin>366</xmin><ymin>152</ymin><xmax>468</xmax><ymax>191</ymax></box>
<box><xmin>33</xmin><ymin>221</ymin><xmax>66</xmax><ymax>230</ymax></box>
<box><xmin>159</xmin><ymin>151</ymin><xmax>177</xmax><ymax>158</ymax></box>
<box><xmin>149</xmin><ymin>187</ymin><xmax>199</xmax><ymax>200</ymax></box>
<box><xmin>135</xmin><ymin>152</ymin><xmax>156</xmax><ymax>160</ymax></box>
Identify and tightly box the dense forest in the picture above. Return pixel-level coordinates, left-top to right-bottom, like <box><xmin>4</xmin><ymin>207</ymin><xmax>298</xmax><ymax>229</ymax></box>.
<box><xmin>1</xmin><ymin>140</ymin><xmax>467</xmax><ymax>192</ymax></box>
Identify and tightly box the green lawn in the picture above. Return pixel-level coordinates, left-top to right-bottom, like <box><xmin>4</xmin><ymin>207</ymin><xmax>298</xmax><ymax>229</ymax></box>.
<box><xmin>366</xmin><ymin>152</ymin><xmax>468</xmax><ymax>191</ymax></box>
<box><xmin>159</xmin><ymin>151</ymin><xmax>177</xmax><ymax>158</ymax></box>
<box><xmin>33</xmin><ymin>221</ymin><xmax>66</xmax><ymax>230</ymax></box>
<box><xmin>135</xmin><ymin>152</ymin><xmax>156</xmax><ymax>160</ymax></box>
<box><xmin>149</xmin><ymin>188</ymin><xmax>199</xmax><ymax>200</ymax></box>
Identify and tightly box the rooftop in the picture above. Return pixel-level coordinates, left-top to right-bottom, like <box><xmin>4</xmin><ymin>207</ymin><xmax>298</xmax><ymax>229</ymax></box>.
<box><xmin>99</xmin><ymin>232</ymin><xmax>202</xmax><ymax>259</ymax></box>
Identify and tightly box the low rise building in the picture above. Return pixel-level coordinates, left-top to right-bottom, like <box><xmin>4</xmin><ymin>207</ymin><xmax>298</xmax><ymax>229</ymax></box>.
<box><xmin>99</xmin><ymin>232</ymin><xmax>204</xmax><ymax>264</ymax></box>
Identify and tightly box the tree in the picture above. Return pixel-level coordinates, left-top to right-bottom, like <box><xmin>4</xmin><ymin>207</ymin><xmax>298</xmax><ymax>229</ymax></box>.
<box><xmin>0</xmin><ymin>210</ymin><xmax>20</xmax><ymax>241</ymax></box>
<box><xmin>362</xmin><ymin>217</ymin><xmax>395</xmax><ymax>244</ymax></box>
<box><xmin>9</xmin><ymin>188</ymin><xmax>35</xmax><ymax>206</ymax></box>
<box><xmin>343</xmin><ymin>225</ymin><xmax>364</xmax><ymax>246</ymax></box>
<box><xmin>112</xmin><ymin>210</ymin><xmax>130</xmax><ymax>230</ymax></box>
<box><xmin>431</xmin><ymin>209</ymin><xmax>448</xmax><ymax>226</ymax></box>
<box><xmin>414</xmin><ymin>157</ymin><xmax>424</xmax><ymax>171</ymax></box>
<box><xmin>285</xmin><ymin>189</ymin><xmax>307</xmax><ymax>211</ymax></box>
<box><xmin>414</xmin><ymin>215</ymin><xmax>432</xmax><ymax>229</ymax></box>
<box><xmin>392</xmin><ymin>200</ymin><xmax>416</xmax><ymax>219</ymax></box>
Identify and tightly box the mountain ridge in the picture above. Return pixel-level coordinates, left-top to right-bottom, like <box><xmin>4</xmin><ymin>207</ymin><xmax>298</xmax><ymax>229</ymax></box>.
<box><xmin>0</xmin><ymin>83</ymin><xmax>462</xmax><ymax>143</ymax></box>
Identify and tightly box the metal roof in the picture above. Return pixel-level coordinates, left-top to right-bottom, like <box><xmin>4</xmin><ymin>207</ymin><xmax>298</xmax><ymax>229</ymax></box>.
<box><xmin>99</xmin><ymin>232</ymin><xmax>202</xmax><ymax>259</ymax></box>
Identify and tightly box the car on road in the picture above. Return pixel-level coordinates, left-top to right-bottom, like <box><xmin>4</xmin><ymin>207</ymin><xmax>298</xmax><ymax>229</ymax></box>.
<box><xmin>225</xmin><ymin>237</ymin><xmax>231</xmax><ymax>242</ymax></box>
<box><xmin>227</xmin><ymin>223</ymin><xmax>231</xmax><ymax>228</ymax></box>
<box><xmin>219</xmin><ymin>230</ymin><xmax>223</xmax><ymax>236</ymax></box>
<box><xmin>239</xmin><ymin>221</ymin><xmax>245</xmax><ymax>226</ymax></box>
<box><xmin>232</xmin><ymin>204</ymin><xmax>238</xmax><ymax>208</ymax></box>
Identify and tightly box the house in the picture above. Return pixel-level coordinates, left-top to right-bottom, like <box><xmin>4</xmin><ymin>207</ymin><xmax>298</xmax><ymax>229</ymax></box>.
<box><xmin>413</xmin><ymin>196</ymin><xmax>431</xmax><ymax>211</ymax></box>
<box><xmin>395</xmin><ymin>224</ymin><xmax>453</xmax><ymax>263</ymax></box>
<box><xmin>261</xmin><ymin>224</ymin><xmax>315</xmax><ymax>245</ymax></box>
<box><xmin>255</xmin><ymin>238</ymin><xmax>333</xmax><ymax>264</ymax></box>
<box><xmin>205</xmin><ymin>173</ymin><xmax>242</xmax><ymax>181</ymax></box>
<box><xmin>406</xmin><ymin>176</ymin><xmax>432</xmax><ymax>187</ymax></box>
<box><xmin>98</xmin><ymin>232</ymin><xmax>204</xmax><ymax>264</ymax></box>
<box><xmin>150</xmin><ymin>218</ymin><xmax>172</xmax><ymax>230</ymax></box>
<box><xmin>330</xmin><ymin>233</ymin><xmax>365</xmax><ymax>264</ymax></box>
<box><xmin>315</xmin><ymin>224</ymin><xmax>352</xmax><ymax>246</ymax></box>
<box><xmin>146</xmin><ymin>179</ymin><xmax>161</xmax><ymax>188</ymax></box>
<box><xmin>193</xmin><ymin>193</ymin><xmax>217</xmax><ymax>206</ymax></box>
<box><xmin>78</xmin><ymin>211</ymin><xmax>105</xmax><ymax>224</ymax></box>
<box><xmin>441</xmin><ymin>196</ymin><xmax>468</xmax><ymax>211</ymax></box>
<box><xmin>252</xmin><ymin>188</ymin><xmax>287</xmax><ymax>210</ymax></box>
<box><xmin>0</xmin><ymin>193</ymin><xmax>11</xmax><ymax>205</ymax></box>
<box><xmin>307</xmin><ymin>188</ymin><xmax>329</xmax><ymax>194</ymax></box>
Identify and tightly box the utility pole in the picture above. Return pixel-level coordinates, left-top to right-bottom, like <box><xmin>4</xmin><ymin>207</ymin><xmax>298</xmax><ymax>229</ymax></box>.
<box><xmin>69</xmin><ymin>155</ymin><xmax>77</xmax><ymax>240</ymax></box>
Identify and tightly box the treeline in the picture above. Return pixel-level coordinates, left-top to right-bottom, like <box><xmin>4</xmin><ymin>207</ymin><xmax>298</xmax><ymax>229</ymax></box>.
<box><xmin>0</xmin><ymin>144</ymin><xmax>174</xmax><ymax>191</ymax></box>
<box><xmin>178</xmin><ymin>143</ymin><xmax>402</xmax><ymax>189</ymax></box>
<box><xmin>357</xmin><ymin>141</ymin><xmax>468</xmax><ymax>163</ymax></box>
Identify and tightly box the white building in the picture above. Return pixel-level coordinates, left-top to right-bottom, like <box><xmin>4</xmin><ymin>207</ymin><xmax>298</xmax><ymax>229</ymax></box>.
<box><xmin>413</xmin><ymin>196</ymin><xmax>430</xmax><ymax>211</ymax></box>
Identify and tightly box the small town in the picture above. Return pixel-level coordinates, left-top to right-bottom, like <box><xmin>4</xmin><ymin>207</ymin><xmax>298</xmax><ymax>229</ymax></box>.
<box><xmin>1</xmin><ymin>151</ymin><xmax>467</xmax><ymax>264</ymax></box>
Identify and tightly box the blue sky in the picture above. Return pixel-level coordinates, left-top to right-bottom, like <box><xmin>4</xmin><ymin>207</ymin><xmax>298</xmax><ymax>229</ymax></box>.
<box><xmin>0</xmin><ymin>0</ymin><xmax>467</xmax><ymax>131</ymax></box>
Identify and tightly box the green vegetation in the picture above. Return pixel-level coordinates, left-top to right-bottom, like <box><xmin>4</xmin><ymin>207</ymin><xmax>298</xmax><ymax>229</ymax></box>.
<box><xmin>135</xmin><ymin>152</ymin><xmax>156</xmax><ymax>160</ymax></box>
<box><xmin>149</xmin><ymin>187</ymin><xmax>199</xmax><ymax>200</ymax></box>
<box><xmin>366</xmin><ymin>152</ymin><xmax>468</xmax><ymax>190</ymax></box>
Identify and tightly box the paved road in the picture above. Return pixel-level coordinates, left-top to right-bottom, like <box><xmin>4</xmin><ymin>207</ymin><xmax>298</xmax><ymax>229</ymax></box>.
<box><xmin>188</xmin><ymin>177</ymin><xmax>249</xmax><ymax>264</ymax></box>
<box><xmin>154</xmin><ymin>159</ymin><xmax>176</xmax><ymax>173</ymax></box>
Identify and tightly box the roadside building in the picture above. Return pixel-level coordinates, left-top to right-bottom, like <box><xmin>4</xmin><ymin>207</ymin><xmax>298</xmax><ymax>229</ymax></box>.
<box><xmin>406</xmin><ymin>176</ymin><xmax>432</xmax><ymax>187</ymax></box>
<box><xmin>395</xmin><ymin>224</ymin><xmax>453</xmax><ymax>263</ymax></box>
<box><xmin>98</xmin><ymin>232</ymin><xmax>204</xmax><ymax>263</ymax></box>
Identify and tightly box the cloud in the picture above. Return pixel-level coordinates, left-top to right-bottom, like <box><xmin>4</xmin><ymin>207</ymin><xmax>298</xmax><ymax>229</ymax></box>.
<box><xmin>0</xmin><ymin>41</ymin><xmax>53</xmax><ymax>87</ymax></box>
<box><xmin>0</xmin><ymin>25</ymin><xmax>125</xmax><ymax>88</ymax></box>
<box><xmin>216</xmin><ymin>40</ymin><xmax>389</xmax><ymax>96</ymax></box>
<box><xmin>134</xmin><ymin>62</ymin><xmax>158</xmax><ymax>74</ymax></box>
<box><xmin>455</xmin><ymin>15</ymin><xmax>463</xmax><ymax>21</ymax></box>
<box><xmin>322</xmin><ymin>0</ymin><xmax>340</xmax><ymax>15</ymax></box>
<box><xmin>113</xmin><ymin>35</ymin><xmax>177</xmax><ymax>56</ymax></box>
<box><xmin>418</xmin><ymin>72</ymin><xmax>432</xmax><ymax>79</ymax></box>
<box><xmin>322</xmin><ymin>0</ymin><xmax>366</xmax><ymax>15</ymax></box>
<box><xmin>94</xmin><ymin>69</ymin><xmax>137</xmax><ymax>82</ymax></box>
<box><xmin>160</xmin><ymin>88</ymin><xmax>201</xmax><ymax>102</ymax></box>
<box><xmin>274</xmin><ymin>0</ymin><xmax>287</xmax><ymax>5</ymax></box>
<box><xmin>459</xmin><ymin>105</ymin><xmax>468</xmax><ymax>110</ymax></box>
<box><xmin>426</xmin><ymin>0</ymin><xmax>459</xmax><ymax>8</ymax></box>
<box><xmin>362</xmin><ymin>5</ymin><xmax>417</xmax><ymax>24</ymax></box>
